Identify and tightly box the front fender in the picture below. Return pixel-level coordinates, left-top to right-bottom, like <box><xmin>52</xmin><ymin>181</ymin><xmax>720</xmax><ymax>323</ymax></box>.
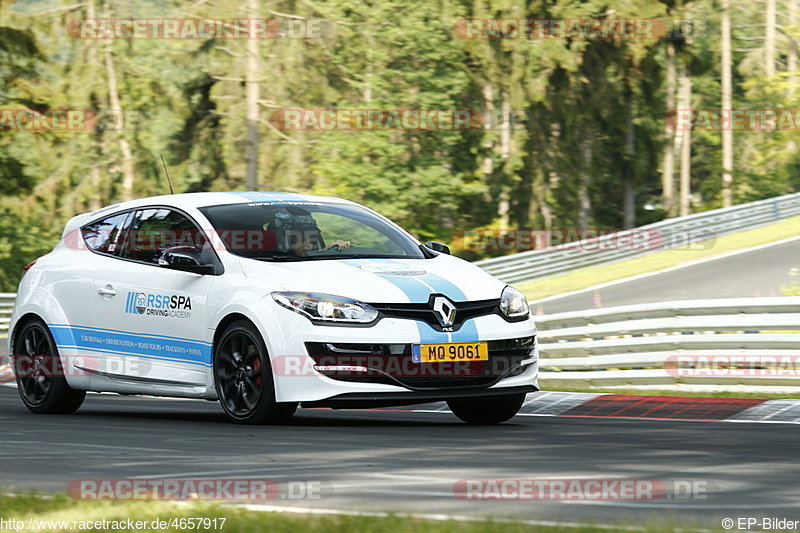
<box><xmin>206</xmin><ymin>285</ymin><xmax>294</xmax><ymax>399</ymax></box>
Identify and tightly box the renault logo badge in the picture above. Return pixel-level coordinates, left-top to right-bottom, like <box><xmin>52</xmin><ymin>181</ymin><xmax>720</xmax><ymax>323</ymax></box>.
<box><xmin>432</xmin><ymin>295</ymin><xmax>457</xmax><ymax>328</ymax></box>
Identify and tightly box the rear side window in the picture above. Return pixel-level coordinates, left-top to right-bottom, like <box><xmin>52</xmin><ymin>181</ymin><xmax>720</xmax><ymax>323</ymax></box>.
<box><xmin>81</xmin><ymin>212</ymin><xmax>131</xmax><ymax>254</ymax></box>
<box><xmin>118</xmin><ymin>208</ymin><xmax>207</xmax><ymax>265</ymax></box>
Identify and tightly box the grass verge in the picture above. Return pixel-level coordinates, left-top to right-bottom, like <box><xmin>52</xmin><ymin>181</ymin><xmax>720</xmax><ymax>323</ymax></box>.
<box><xmin>0</xmin><ymin>492</ymin><xmax>702</xmax><ymax>533</ymax></box>
<box><xmin>518</xmin><ymin>215</ymin><xmax>800</xmax><ymax>302</ymax></box>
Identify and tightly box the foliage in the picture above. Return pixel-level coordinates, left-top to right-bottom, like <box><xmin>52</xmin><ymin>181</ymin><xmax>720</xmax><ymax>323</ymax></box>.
<box><xmin>0</xmin><ymin>0</ymin><xmax>798</xmax><ymax>288</ymax></box>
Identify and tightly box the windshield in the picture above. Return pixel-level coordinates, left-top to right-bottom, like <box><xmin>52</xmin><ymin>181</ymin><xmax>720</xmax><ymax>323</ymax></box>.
<box><xmin>199</xmin><ymin>201</ymin><xmax>425</xmax><ymax>261</ymax></box>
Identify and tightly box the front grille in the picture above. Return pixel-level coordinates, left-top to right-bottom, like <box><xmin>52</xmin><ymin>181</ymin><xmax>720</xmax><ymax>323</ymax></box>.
<box><xmin>369</xmin><ymin>298</ymin><xmax>501</xmax><ymax>331</ymax></box>
<box><xmin>305</xmin><ymin>336</ymin><xmax>535</xmax><ymax>390</ymax></box>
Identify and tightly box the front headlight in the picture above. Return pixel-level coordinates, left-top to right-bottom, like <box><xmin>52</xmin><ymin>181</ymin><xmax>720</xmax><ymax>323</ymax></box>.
<box><xmin>500</xmin><ymin>286</ymin><xmax>530</xmax><ymax>320</ymax></box>
<box><xmin>272</xmin><ymin>292</ymin><xmax>379</xmax><ymax>324</ymax></box>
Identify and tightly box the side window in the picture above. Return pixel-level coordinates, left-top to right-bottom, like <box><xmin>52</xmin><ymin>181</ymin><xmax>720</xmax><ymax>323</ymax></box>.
<box><xmin>118</xmin><ymin>208</ymin><xmax>206</xmax><ymax>265</ymax></box>
<box><xmin>81</xmin><ymin>212</ymin><xmax>131</xmax><ymax>255</ymax></box>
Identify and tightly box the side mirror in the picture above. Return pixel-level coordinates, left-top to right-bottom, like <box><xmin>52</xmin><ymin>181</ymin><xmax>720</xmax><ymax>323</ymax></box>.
<box><xmin>158</xmin><ymin>249</ymin><xmax>214</xmax><ymax>275</ymax></box>
<box><xmin>424</xmin><ymin>241</ymin><xmax>451</xmax><ymax>255</ymax></box>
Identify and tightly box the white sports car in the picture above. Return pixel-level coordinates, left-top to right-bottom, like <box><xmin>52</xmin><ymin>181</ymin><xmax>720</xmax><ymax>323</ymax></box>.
<box><xmin>8</xmin><ymin>192</ymin><xmax>539</xmax><ymax>424</ymax></box>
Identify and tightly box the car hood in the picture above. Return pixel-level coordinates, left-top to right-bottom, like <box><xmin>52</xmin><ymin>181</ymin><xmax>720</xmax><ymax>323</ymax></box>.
<box><xmin>238</xmin><ymin>254</ymin><xmax>506</xmax><ymax>303</ymax></box>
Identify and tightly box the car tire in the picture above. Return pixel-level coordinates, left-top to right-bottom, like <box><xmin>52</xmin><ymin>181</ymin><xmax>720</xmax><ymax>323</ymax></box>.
<box><xmin>13</xmin><ymin>318</ymin><xmax>86</xmax><ymax>414</ymax></box>
<box><xmin>214</xmin><ymin>319</ymin><xmax>297</xmax><ymax>425</ymax></box>
<box><xmin>447</xmin><ymin>393</ymin><xmax>526</xmax><ymax>424</ymax></box>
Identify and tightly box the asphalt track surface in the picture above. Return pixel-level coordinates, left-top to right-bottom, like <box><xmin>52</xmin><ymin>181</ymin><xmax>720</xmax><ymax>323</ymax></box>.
<box><xmin>1</xmin><ymin>388</ymin><xmax>798</xmax><ymax>528</ymax></box>
<box><xmin>2</xmin><ymin>240</ymin><xmax>799</xmax><ymax>528</ymax></box>
<box><xmin>533</xmin><ymin>237</ymin><xmax>800</xmax><ymax>315</ymax></box>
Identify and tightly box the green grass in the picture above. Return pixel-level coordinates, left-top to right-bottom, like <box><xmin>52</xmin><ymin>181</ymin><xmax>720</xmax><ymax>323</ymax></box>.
<box><xmin>518</xmin><ymin>215</ymin><xmax>800</xmax><ymax>301</ymax></box>
<box><xmin>539</xmin><ymin>385</ymin><xmax>800</xmax><ymax>400</ymax></box>
<box><xmin>0</xmin><ymin>492</ymin><xmax>707</xmax><ymax>533</ymax></box>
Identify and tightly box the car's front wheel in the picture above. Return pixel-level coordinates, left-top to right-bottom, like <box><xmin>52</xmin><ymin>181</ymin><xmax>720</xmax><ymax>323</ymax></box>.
<box><xmin>13</xmin><ymin>318</ymin><xmax>86</xmax><ymax>414</ymax></box>
<box><xmin>447</xmin><ymin>393</ymin><xmax>526</xmax><ymax>424</ymax></box>
<box><xmin>214</xmin><ymin>320</ymin><xmax>297</xmax><ymax>424</ymax></box>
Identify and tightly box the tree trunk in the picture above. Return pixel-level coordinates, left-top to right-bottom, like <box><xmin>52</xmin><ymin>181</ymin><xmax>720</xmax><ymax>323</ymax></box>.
<box><xmin>577</xmin><ymin>140</ymin><xmax>592</xmax><ymax>230</ymax></box>
<box><xmin>624</xmin><ymin>89</ymin><xmax>636</xmax><ymax>229</ymax></box>
<box><xmin>789</xmin><ymin>0</ymin><xmax>798</xmax><ymax>96</ymax></box>
<box><xmin>662</xmin><ymin>38</ymin><xmax>676</xmax><ymax>216</ymax></box>
<box><xmin>245</xmin><ymin>0</ymin><xmax>261</xmax><ymax>190</ymax></box>
<box><xmin>721</xmin><ymin>0</ymin><xmax>734</xmax><ymax>207</ymax></box>
<box><xmin>679</xmin><ymin>70</ymin><xmax>692</xmax><ymax>217</ymax></box>
<box><xmin>103</xmin><ymin>0</ymin><xmax>135</xmax><ymax>202</ymax></box>
<box><xmin>480</xmin><ymin>83</ymin><xmax>494</xmax><ymax>205</ymax></box>
<box><xmin>765</xmin><ymin>0</ymin><xmax>776</xmax><ymax>77</ymax></box>
<box><xmin>532</xmin><ymin>121</ymin><xmax>560</xmax><ymax>232</ymax></box>
<box><xmin>497</xmin><ymin>93</ymin><xmax>512</xmax><ymax>226</ymax></box>
<box><xmin>528</xmin><ymin>169</ymin><xmax>553</xmax><ymax>232</ymax></box>
<box><xmin>87</xmin><ymin>0</ymin><xmax>102</xmax><ymax>211</ymax></box>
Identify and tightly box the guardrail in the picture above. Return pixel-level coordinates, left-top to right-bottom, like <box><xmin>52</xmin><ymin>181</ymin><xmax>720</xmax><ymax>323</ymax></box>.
<box><xmin>536</xmin><ymin>297</ymin><xmax>800</xmax><ymax>390</ymax></box>
<box><xmin>1</xmin><ymin>293</ymin><xmax>799</xmax><ymax>391</ymax></box>
<box><xmin>0</xmin><ymin>293</ymin><xmax>14</xmax><ymax>337</ymax></box>
<box><xmin>475</xmin><ymin>191</ymin><xmax>800</xmax><ymax>285</ymax></box>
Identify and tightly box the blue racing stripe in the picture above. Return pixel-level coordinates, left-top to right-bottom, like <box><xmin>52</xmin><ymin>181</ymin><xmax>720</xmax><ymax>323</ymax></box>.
<box><xmin>380</xmin><ymin>260</ymin><xmax>480</xmax><ymax>343</ymax></box>
<box><xmin>56</xmin><ymin>345</ymin><xmax>211</xmax><ymax>367</ymax></box>
<box><xmin>272</xmin><ymin>191</ymin><xmax>312</xmax><ymax>202</ymax></box>
<box><xmin>226</xmin><ymin>191</ymin><xmax>311</xmax><ymax>203</ymax></box>
<box><xmin>47</xmin><ymin>324</ymin><xmax>212</xmax><ymax>345</ymax></box>
<box><xmin>226</xmin><ymin>191</ymin><xmax>280</xmax><ymax>202</ymax></box>
<box><xmin>339</xmin><ymin>259</ymin><xmax>480</xmax><ymax>343</ymax></box>
<box><xmin>370</xmin><ymin>259</ymin><xmax>479</xmax><ymax>342</ymax></box>
<box><xmin>48</xmin><ymin>325</ymin><xmax>211</xmax><ymax>365</ymax></box>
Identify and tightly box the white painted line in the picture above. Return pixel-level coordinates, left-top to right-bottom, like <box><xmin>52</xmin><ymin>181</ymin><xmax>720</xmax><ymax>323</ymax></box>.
<box><xmin>726</xmin><ymin>419</ymin><xmax>800</xmax><ymax>425</ymax></box>
<box><xmin>530</xmin><ymin>234</ymin><xmax>800</xmax><ymax>306</ymax></box>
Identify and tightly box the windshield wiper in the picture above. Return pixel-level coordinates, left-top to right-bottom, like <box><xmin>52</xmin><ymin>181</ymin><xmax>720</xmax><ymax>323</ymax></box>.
<box><xmin>302</xmin><ymin>254</ymin><xmax>407</xmax><ymax>260</ymax></box>
<box><xmin>252</xmin><ymin>254</ymin><xmax>305</xmax><ymax>262</ymax></box>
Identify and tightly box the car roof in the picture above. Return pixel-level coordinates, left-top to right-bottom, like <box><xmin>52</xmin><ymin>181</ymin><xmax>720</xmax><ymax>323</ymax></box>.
<box><xmin>63</xmin><ymin>191</ymin><xmax>358</xmax><ymax>237</ymax></box>
<box><xmin>96</xmin><ymin>191</ymin><xmax>353</xmax><ymax>214</ymax></box>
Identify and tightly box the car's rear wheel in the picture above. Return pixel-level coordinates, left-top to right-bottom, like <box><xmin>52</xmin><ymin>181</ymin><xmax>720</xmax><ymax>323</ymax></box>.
<box><xmin>214</xmin><ymin>320</ymin><xmax>297</xmax><ymax>424</ymax></box>
<box><xmin>447</xmin><ymin>393</ymin><xmax>526</xmax><ymax>424</ymax></box>
<box><xmin>13</xmin><ymin>318</ymin><xmax>85</xmax><ymax>414</ymax></box>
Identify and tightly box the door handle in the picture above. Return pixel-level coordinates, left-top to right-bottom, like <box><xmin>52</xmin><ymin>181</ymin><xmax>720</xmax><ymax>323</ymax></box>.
<box><xmin>97</xmin><ymin>287</ymin><xmax>117</xmax><ymax>297</ymax></box>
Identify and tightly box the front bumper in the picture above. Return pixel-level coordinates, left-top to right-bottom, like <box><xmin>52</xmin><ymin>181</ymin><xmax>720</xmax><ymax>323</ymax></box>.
<box><xmin>258</xmin><ymin>300</ymin><xmax>540</xmax><ymax>403</ymax></box>
<box><xmin>305</xmin><ymin>336</ymin><xmax>536</xmax><ymax>390</ymax></box>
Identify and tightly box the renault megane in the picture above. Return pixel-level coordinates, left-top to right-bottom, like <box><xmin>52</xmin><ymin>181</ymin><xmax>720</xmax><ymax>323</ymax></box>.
<box><xmin>9</xmin><ymin>192</ymin><xmax>538</xmax><ymax>424</ymax></box>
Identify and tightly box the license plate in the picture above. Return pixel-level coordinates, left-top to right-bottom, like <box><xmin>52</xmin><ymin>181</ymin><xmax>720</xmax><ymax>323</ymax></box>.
<box><xmin>411</xmin><ymin>342</ymin><xmax>488</xmax><ymax>363</ymax></box>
